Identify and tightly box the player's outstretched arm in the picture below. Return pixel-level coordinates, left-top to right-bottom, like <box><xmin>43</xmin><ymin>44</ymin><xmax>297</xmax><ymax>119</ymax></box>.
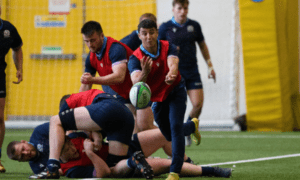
<box><xmin>165</xmin><ymin>56</ymin><xmax>179</xmax><ymax>85</ymax></box>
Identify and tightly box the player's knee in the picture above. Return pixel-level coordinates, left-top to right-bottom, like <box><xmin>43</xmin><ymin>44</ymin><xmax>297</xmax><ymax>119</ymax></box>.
<box><xmin>50</xmin><ymin>115</ymin><xmax>61</xmax><ymax>126</ymax></box>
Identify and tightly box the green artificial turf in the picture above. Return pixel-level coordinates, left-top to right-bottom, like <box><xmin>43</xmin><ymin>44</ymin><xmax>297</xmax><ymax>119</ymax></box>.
<box><xmin>1</xmin><ymin>129</ymin><xmax>300</xmax><ymax>180</ymax></box>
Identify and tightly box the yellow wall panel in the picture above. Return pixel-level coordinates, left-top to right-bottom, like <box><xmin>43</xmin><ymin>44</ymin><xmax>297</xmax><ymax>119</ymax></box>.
<box><xmin>4</xmin><ymin>0</ymin><xmax>84</xmax><ymax>118</ymax></box>
<box><xmin>85</xmin><ymin>0</ymin><xmax>156</xmax><ymax>41</ymax></box>
<box><xmin>3</xmin><ymin>0</ymin><xmax>156</xmax><ymax>120</ymax></box>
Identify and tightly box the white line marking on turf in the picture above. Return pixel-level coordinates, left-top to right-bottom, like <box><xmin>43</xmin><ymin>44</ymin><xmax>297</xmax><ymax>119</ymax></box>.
<box><xmin>201</xmin><ymin>153</ymin><xmax>300</xmax><ymax>166</ymax></box>
<box><xmin>202</xmin><ymin>135</ymin><xmax>300</xmax><ymax>138</ymax></box>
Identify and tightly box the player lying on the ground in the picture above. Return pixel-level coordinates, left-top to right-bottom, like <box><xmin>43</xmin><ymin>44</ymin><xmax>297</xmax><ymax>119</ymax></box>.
<box><xmin>6</xmin><ymin>122</ymin><xmax>99</xmax><ymax>174</ymax></box>
<box><xmin>58</xmin><ymin>128</ymin><xmax>232</xmax><ymax>178</ymax></box>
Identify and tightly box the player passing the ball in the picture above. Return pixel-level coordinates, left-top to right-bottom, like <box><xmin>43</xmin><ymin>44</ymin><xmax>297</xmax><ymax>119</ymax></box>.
<box><xmin>128</xmin><ymin>19</ymin><xmax>201</xmax><ymax>180</ymax></box>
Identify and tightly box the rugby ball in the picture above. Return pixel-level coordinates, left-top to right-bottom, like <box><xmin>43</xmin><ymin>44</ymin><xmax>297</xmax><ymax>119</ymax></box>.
<box><xmin>129</xmin><ymin>82</ymin><xmax>151</xmax><ymax>109</ymax></box>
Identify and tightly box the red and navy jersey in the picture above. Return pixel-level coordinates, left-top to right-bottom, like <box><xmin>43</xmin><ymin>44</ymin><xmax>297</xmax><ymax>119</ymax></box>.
<box><xmin>0</xmin><ymin>19</ymin><xmax>23</xmax><ymax>72</ymax></box>
<box><xmin>158</xmin><ymin>17</ymin><xmax>204</xmax><ymax>68</ymax></box>
<box><xmin>66</xmin><ymin>89</ymin><xmax>104</xmax><ymax>109</ymax></box>
<box><xmin>128</xmin><ymin>40</ymin><xmax>181</xmax><ymax>102</ymax></box>
<box><xmin>85</xmin><ymin>37</ymin><xmax>133</xmax><ymax>99</ymax></box>
<box><xmin>60</xmin><ymin>137</ymin><xmax>109</xmax><ymax>176</ymax></box>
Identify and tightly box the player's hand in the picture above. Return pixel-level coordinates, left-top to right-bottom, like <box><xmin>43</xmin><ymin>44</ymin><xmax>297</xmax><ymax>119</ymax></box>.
<box><xmin>140</xmin><ymin>56</ymin><xmax>152</xmax><ymax>76</ymax></box>
<box><xmin>90</xmin><ymin>131</ymin><xmax>103</xmax><ymax>151</ymax></box>
<box><xmin>165</xmin><ymin>74</ymin><xmax>177</xmax><ymax>85</ymax></box>
<box><xmin>83</xmin><ymin>139</ymin><xmax>95</xmax><ymax>153</ymax></box>
<box><xmin>13</xmin><ymin>70</ymin><xmax>22</xmax><ymax>84</ymax></box>
<box><xmin>81</xmin><ymin>72</ymin><xmax>94</xmax><ymax>84</ymax></box>
<box><xmin>93</xmin><ymin>139</ymin><xmax>102</xmax><ymax>151</ymax></box>
<box><xmin>208</xmin><ymin>68</ymin><xmax>216</xmax><ymax>83</ymax></box>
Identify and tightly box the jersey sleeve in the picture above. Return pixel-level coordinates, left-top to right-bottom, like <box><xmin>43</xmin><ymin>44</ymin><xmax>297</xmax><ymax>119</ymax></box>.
<box><xmin>158</xmin><ymin>23</ymin><xmax>167</xmax><ymax>40</ymax></box>
<box><xmin>109</xmin><ymin>43</ymin><xmax>128</xmax><ymax>64</ymax></box>
<box><xmin>29</xmin><ymin>161</ymin><xmax>45</xmax><ymax>174</ymax></box>
<box><xmin>84</xmin><ymin>53</ymin><xmax>97</xmax><ymax>75</ymax></box>
<box><xmin>194</xmin><ymin>21</ymin><xmax>205</xmax><ymax>43</ymax></box>
<box><xmin>127</xmin><ymin>55</ymin><xmax>142</xmax><ymax>75</ymax></box>
<box><xmin>65</xmin><ymin>166</ymin><xmax>94</xmax><ymax>178</ymax></box>
<box><xmin>168</xmin><ymin>43</ymin><xmax>179</xmax><ymax>57</ymax></box>
<box><xmin>10</xmin><ymin>24</ymin><xmax>23</xmax><ymax>49</ymax></box>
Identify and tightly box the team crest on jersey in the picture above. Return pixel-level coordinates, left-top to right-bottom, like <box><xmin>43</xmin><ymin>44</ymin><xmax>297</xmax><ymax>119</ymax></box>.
<box><xmin>3</xmin><ymin>30</ymin><xmax>10</xmax><ymax>38</ymax></box>
<box><xmin>187</xmin><ymin>25</ymin><xmax>194</xmax><ymax>32</ymax></box>
<box><xmin>100</xmin><ymin>63</ymin><xmax>103</xmax><ymax>67</ymax></box>
<box><xmin>156</xmin><ymin>62</ymin><xmax>160</xmax><ymax>67</ymax></box>
<box><xmin>172</xmin><ymin>28</ymin><xmax>177</xmax><ymax>33</ymax></box>
<box><xmin>37</xmin><ymin>144</ymin><xmax>43</xmax><ymax>152</ymax></box>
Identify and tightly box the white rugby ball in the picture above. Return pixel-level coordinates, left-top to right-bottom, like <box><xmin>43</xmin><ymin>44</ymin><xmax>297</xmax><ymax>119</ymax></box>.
<box><xmin>129</xmin><ymin>82</ymin><xmax>151</xmax><ymax>109</ymax></box>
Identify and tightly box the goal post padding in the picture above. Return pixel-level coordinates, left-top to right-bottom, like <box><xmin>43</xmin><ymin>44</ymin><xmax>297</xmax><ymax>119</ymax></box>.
<box><xmin>239</xmin><ymin>0</ymin><xmax>299</xmax><ymax>131</ymax></box>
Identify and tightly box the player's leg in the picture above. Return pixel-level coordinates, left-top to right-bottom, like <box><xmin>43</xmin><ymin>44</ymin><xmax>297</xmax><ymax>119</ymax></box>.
<box><xmin>167</xmin><ymin>82</ymin><xmax>188</xmax><ymax>179</ymax></box>
<box><xmin>146</xmin><ymin>158</ymin><xmax>232</xmax><ymax>178</ymax></box>
<box><xmin>187</xmin><ymin>89</ymin><xmax>204</xmax><ymax>119</ymax></box>
<box><xmin>0</xmin><ymin>98</ymin><xmax>5</xmax><ymax>172</ymax></box>
<box><xmin>89</xmin><ymin>99</ymin><xmax>134</xmax><ymax>166</ymax></box>
<box><xmin>137</xmin><ymin>128</ymin><xmax>191</xmax><ymax>162</ymax></box>
<box><xmin>136</xmin><ymin>106</ymin><xmax>156</xmax><ymax>132</ymax></box>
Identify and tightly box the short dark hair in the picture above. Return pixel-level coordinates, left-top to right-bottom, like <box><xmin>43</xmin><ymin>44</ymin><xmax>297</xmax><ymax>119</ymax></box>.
<box><xmin>172</xmin><ymin>0</ymin><xmax>189</xmax><ymax>6</ymax></box>
<box><xmin>138</xmin><ymin>19</ymin><xmax>157</xmax><ymax>33</ymax></box>
<box><xmin>139</xmin><ymin>13</ymin><xmax>157</xmax><ymax>23</ymax></box>
<box><xmin>7</xmin><ymin>141</ymin><xmax>21</xmax><ymax>160</ymax></box>
<box><xmin>81</xmin><ymin>21</ymin><xmax>103</xmax><ymax>36</ymax></box>
<box><xmin>59</xmin><ymin>94</ymin><xmax>71</xmax><ymax>110</ymax></box>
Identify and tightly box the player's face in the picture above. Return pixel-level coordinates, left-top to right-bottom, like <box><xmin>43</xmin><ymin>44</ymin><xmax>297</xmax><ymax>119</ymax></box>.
<box><xmin>83</xmin><ymin>31</ymin><xmax>104</xmax><ymax>53</ymax></box>
<box><xmin>139</xmin><ymin>28</ymin><xmax>158</xmax><ymax>49</ymax></box>
<box><xmin>14</xmin><ymin>141</ymin><xmax>37</xmax><ymax>162</ymax></box>
<box><xmin>172</xmin><ymin>3</ymin><xmax>189</xmax><ymax>23</ymax></box>
<box><xmin>60</xmin><ymin>140</ymin><xmax>79</xmax><ymax>163</ymax></box>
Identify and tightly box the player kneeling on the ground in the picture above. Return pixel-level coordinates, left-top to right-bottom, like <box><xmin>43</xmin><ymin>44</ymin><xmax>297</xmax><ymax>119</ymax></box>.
<box><xmin>40</xmin><ymin>89</ymin><xmax>136</xmax><ymax>179</ymax></box>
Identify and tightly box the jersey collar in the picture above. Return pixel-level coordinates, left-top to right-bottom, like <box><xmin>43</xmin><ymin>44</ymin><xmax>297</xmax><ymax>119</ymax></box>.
<box><xmin>0</xmin><ymin>19</ymin><xmax>3</xmax><ymax>30</ymax></box>
<box><xmin>140</xmin><ymin>40</ymin><xmax>161</xmax><ymax>59</ymax></box>
<box><xmin>96</xmin><ymin>36</ymin><xmax>107</xmax><ymax>60</ymax></box>
<box><xmin>171</xmin><ymin>16</ymin><xmax>189</xmax><ymax>27</ymax></box>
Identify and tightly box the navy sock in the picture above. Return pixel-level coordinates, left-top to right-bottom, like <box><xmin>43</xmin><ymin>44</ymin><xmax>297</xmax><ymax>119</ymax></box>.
<box><xmin>47</xmin><ymin>159</ymin><xmax>60</xmax><ymax>172</ymax></box>
<box><xmin>183</xmin><ymin>120</ymin><xmax>195</xmax><ymax>136</ymax></box>
<box><xmin>107</xmin><ymin>154</ymin><xmax>128</xmax><ymax>167</ymax></box>
<box><xmin>126</xmin><ymin>157</ymin><xmax>135</xmax><ymax>169</ymax></box>
<box><xmin>201</xmin><ymin>167</ymin><xmax>215</xmax><ymax>176</ymax></box>
<box><xmin>0</xmin><ymin>148</ymin><xmax>2</xmax><ymax>159</ymax></box>
<box><xmin>184</xmin><ymin>157</ymin><xmax>193</xmax><ymax>163</ymax></box>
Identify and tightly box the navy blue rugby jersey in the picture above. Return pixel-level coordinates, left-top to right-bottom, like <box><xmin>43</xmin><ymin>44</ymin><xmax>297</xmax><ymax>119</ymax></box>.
<box><xmin>28</xmin><ymin>122</ymin><xmax>50</xmax><ymax>174</ymax></box>
<box><xmin>0</xmin><ymin>19</ymin><xmax>22</xmax><ymax>72</ymax></box>
<box><xmin>120</xmin><ymin>30</ymin><xmax>141</xmax><ymax>51</ymax></box>
<box><xmin>158</xmin><ymin>17</ymin><xmax>204</xmax><ymax>68</ymax></box>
